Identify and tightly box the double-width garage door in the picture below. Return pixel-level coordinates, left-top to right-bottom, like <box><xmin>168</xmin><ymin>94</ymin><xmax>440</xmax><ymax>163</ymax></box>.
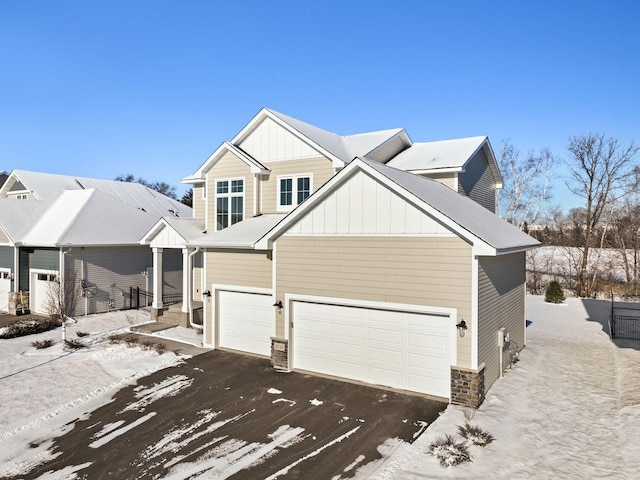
<box><xmin>292</xmin><ymin>301</ymin><xmax>452</xmax><ymax>398</ymax></box>
<box><xmin>218</xmin><ymin>290</ymin><xmax>274</xmax><ymax>357</ymax></box>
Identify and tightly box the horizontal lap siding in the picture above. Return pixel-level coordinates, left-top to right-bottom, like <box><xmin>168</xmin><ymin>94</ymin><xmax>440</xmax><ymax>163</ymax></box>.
<box><xmin>422</xmin><ymin>172</ymin><xmax>457</xmax><ymax>190</ymax></box>
<box><xmin>69</xmin><ymin>247</ymin><xmax>152</xmax><ymax>316</ymax></box>
<box><xmin>192</xmin><ymin>185</ymin><xmax>205</xmax><ymax>221</ymax></box>
<box><xmin>276</xmin><ymin>236</ymin><xmax>473</xmax><ymax>367</ymax></box>
<box><xmin>458</xmin><ymin>149</ymin><xmax>496</xmax><ymax>212</ymax></box>
<box><xmin>204</xmin><ymin>249</ymin><xmax>273</xmax><ymax>346</ymax></box>
<box><xmin>0</xmin><ymin>246</ymin><xmax>13</xmax><ymax>270</ymax></box>
<box><xmin>261</xmin><ymin>157</ymin><xmax>334</xmax><ymax>214</ymax></box>
<box><xmin>20</xmin><ymin>248</ymin><xmax>58</xmax><ymax>291</ymax></box>
<box><xmin>478</xmin><ymin>252</ymin><xmax>526</xmax><ymax>390</ymax></box>
<box><xmin>206</xmin><ymin>152</ymin><xmax>253</xmax><ymax>230</ymax></box>
<box><xmin>206</xmin><ymin>250</ymin><xmax>272</xmax><ymax>290</ymax></box>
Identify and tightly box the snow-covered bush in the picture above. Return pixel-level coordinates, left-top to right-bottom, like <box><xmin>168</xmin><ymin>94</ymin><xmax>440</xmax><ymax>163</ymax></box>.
<box><xmin>457</xmin><ymin>423</ymin><xmax>495</xmax><ymax>447</ymax></box>
<box><xmin>31</xmin><ymin>339</ymin><xmax>55</xmax><ymax>349</ymax></box>
<box><xmin>0</xmin><ymin>318</ymin><xmax>61</xmax><ymax>339</ymax></box>
<box><xmin>429</xmin><ymin>434</ymin><xmax>472</xmax><ymax>467</ymax></box>
<box><xmin>545</xmin><ymin>280</ymin><xmax>566</xmax><ymax>303</ymax></box>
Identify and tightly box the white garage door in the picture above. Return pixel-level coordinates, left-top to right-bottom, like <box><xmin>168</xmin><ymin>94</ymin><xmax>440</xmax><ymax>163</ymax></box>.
<box><xmin>292</xmin><ymin>301</ymin><xmax>452</xmax><ymax>398</ymax></box>
<box><xmin>31</xmin><ymin>271</ymin><xmax>58</xmax><ymax>315</ymax></box>
<box><xmin>218</xmin><ymin>290</ymin><xmax>274</xmax><ymax>357</ymax></box>
<box><xmin>0</xmin><ymin>270</ymin><xmax>10</xmax><ymax>312</ymax></box>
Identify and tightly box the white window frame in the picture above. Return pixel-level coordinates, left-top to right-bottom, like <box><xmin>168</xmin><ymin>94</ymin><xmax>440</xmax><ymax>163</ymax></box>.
<box><xmin>15</xmin><ymin>193</ymin><xmax>28</xmax><ymax>200</ymax></box>
<box><xmin>214</xmin><ymin>177</ymin><xmax>245</xmax><ymax>231</ymax></box>
<box><xmin>276</xmin><ymin>173</ymin><xmax>313</xmax><ymax>212</ymax></box>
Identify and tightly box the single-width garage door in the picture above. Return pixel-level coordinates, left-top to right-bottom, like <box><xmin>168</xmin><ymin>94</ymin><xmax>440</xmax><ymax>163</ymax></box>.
<box><xmin>292</xmin><ymin>301</ymin><xmax>452</xmax><ymax>398</ymax></box>
<box><xmin>218</xmin><ymin>290</ymin><xmax>274</xmax><ymax>357</ymax></box>
<box><xmin>0</xmin><ymin>270</ymin><xmax>10</xmax><ymax>312</ymax></box>
<box><xmin>31</xmin><ymin>271</ymin><xmax>58</xmax><ymax>315</ymax></box>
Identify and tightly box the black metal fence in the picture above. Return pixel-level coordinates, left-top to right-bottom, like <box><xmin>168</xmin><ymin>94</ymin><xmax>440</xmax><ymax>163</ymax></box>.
<box><xmin>610</xmin><ymin>302</ymin><xmax>640</xmax><ymax>341</ymax></box>
<box><xmin>126</xmin><ymin>288</ymin><xmax>182</xmax><ymax>310</ymax></box>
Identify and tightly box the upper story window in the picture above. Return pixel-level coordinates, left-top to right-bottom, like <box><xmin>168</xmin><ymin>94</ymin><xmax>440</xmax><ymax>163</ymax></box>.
<box><xmin>215</xmin><ymin>178</ymin><xmax>244</xmax><ymax>230</ymax></box>
<box><xmin>16</xmin><ymin>194</ymin><xmax>28</xmax><ymax>200</ymax></box>
<box><xmin>277</xmin><ymin>174</ymin><xmax>312</xmax><ymax>212</ymax></box>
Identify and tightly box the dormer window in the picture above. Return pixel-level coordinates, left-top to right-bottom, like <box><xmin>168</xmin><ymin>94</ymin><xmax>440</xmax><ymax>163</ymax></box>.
<box><xmin>277</xmin><ymin>174</ymin><xmax>312</xmax><ymax>212</ymax></box>
<box><xmin>216</xmin><ymin>178</ymin><xmax>244</xmax><ymax>230</ymax></box>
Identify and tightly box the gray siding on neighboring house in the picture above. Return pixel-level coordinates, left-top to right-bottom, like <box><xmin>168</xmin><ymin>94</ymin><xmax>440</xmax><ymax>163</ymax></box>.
<box><xmin>458</xmin><ymin>148</ymin><xmax>496</xmax><ymax>212</ymax></box>
<box><xmin>162</xmin><ymin>248</ymin><xmax>183</xmax><ymax>297</ymax></box>
<box><xmin>69</xmin><ymin>247</ymin><xmax>152</xmax><ymax>315</ymax></box>
<box><xmin>0</xmin><ymin>246</ymin><xmax>13</xmax><ymax>270</ymax></box>
<box><xmin>477</xmin><ymin>252</ymin><xmax>526</xmax><ymax>391</ymax></box>
<box><xmin>19</xmin><ymin>248</ymin><xmax>59</xmax><ymax>291</ymax></box>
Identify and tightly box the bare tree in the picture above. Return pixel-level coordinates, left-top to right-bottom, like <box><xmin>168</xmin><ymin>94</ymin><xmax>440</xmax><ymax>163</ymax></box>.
<box><xmin>115</xmin><ymin>174</ymin><xmax>178</xmax><ymax>200</ymax></box>
<box><xmin>497</xmin><ymin>142</ymin><xmax>554</xmax><ymax>228</ymax></box>
<box><xmin>565</xmin><ymin>133</ymin><xmax>639</xmax><ymax>297</ymax></box>
<box><xmin>46</xmin><ymin>266</ymin><xmax>81</xmax><ymax>321</ymax></box>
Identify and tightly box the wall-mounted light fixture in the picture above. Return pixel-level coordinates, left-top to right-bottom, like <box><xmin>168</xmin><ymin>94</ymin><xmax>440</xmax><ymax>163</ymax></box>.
<box><xmin>456</xmin><ymin>320</ymin><xmax>468</xmax><ymax>337</ymax></box>
<box><xmin>273</xmin><ymin>300</ymin><xmax>283</xmax><ymax>314</ymax></box>
<box><xmin>202</xmin><ymin>290</ymin><xmax>211</xmax><ymax>298</ymax></box>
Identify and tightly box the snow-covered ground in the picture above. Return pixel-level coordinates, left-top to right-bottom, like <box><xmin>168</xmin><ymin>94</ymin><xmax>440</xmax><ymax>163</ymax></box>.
<box><xmin>1</xmin><ymin>297</ymin><xmax>639</xmax><ymax>479</ymax></box>
<box><xmin>0</xmin><ymin>310</ymin><xmax>187</xmax><ymax>477</ymax></box>
<box><xmin>360</xmin><ymin>296</ymin><xmax>640</xmax><ymax>479</ymax></box>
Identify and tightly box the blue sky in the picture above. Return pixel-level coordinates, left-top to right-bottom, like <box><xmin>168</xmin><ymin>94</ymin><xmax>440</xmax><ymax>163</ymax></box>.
<box><xmin>1</xmin><ymin>1</ymin><xmax>638</xmax><ymax>209</ymax></box>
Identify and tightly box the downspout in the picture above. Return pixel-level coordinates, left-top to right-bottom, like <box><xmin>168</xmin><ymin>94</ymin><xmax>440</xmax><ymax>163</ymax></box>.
<box><xmin>188</xmin><ymin>247</ymin><xmax>201</xmax><ymax>329</ymax></box>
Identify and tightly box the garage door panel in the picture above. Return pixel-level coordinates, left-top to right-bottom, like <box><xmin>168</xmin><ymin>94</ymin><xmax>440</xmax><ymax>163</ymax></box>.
<box><xmin>293</xmin><ymin>301</ymin><xmax>451</xmax><ymax>398</ymax></box>
<box><xmin>218</xmin><ymin>291</ymin><xmax>274</xmax><ymax>357</ymax></box>
<box><xmin>368</xmin><ymin>346</ymin><xmax>402</xmax><ymax>364</ymax></box>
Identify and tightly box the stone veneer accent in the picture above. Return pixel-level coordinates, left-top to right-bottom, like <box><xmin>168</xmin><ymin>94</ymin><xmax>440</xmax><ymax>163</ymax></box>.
<box><xmin>271</xmin><ymin>337</ymin><xmax>289</xmax><ymax>371</ymax></box>
<box><xmin>450</xmin><ymin>363</ymin><xmax>486</xmax><ymax>408</ymax></box>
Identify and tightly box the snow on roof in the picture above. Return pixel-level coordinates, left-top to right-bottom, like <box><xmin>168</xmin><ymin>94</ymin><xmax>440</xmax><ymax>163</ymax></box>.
<box><xmin>360</xmin><ymin>158</ymin><xmax>538</xmax><ymax>252</ymax></box>
<box><xmin>161</xmin><ymin>217</ymin><xmax>207</xmax><ymax>243</ymax></box>
<box><xmin>386</xmin><ymin>136</ymin><xmax>488</xmax><ymax>171</ymax></box>
<box><xmin>196</xmin><ymin>214</ymin><xmax>287</xmax><ymax>249</ymax></box>
<box><xmin>7</xmin><ymin>170</ymin><xmax>190</xmax><ymax>218</ymax></box>
<box><xmin>19</xmin><ymin>189</ymin><xmax>159</xmax><ymax>246</ymax></box>
<box><xmin>265</xmin><ymin>109</ymin><xmax>405</xmax><ymax>163</ymax></box>
<box><xmin>0</xmin><ymin>199</ymin><xmax>49</xmax><ymax>242</ymax></box>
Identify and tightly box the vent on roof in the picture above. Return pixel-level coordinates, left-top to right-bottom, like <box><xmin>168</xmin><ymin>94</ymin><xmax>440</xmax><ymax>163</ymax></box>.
<box><xmin>168</xmin><ymin>209</ymin><xmax>179</xmax><ymax>217</ymax></box>
<box><xmin>139</xmin><ymin>207</ymin><xmax>147</xmax><ymax>213</ymax></box>
<box><xmin>75</xmin><ymin>179</ymin><xmax>85</xmax><ymax>189</ymax></box>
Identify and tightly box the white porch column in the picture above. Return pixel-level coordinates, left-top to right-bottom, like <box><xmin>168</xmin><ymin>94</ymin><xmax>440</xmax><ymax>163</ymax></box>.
<box><xmin>152</xmin><ymin>247</ymin><xmax>163</xmax><ymax>309</ymax></box>
<box><xmin>182</xmin><ymin>248</ymin><xmax>189</xmax><ymax>313</ymax></box>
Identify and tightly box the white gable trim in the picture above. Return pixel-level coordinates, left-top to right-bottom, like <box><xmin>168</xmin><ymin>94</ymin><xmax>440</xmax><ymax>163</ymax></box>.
<box><xmin>232</xmin><ymin>108</ymin><xmax>346</xmax><ymax>169</ymax></box>
<box><xmin>255</xmin><ymin>159</ymin><xmax>495</xmax><ymax>254</ymax></box>
<box><xmin>183</xmin><ymin>142</ymin><xmax>269</xmax><ymax>184</ymax></box>
<box><xmin>140</xmin><ymin>219</ymin><xmax>189</xmax><ymax>248</ymax></box>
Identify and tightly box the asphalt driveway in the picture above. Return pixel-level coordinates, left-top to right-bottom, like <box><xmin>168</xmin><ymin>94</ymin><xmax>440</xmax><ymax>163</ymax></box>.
<box><xmin>13</xmin><ymin>350</ymin><xmax>446</xmax><ymax>479</ymax></box>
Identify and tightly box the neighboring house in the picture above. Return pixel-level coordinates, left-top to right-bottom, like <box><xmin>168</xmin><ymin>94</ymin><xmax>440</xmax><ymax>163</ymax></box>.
<box><xmin>0</xmin><ymin>170</ymin><xmax>190</xmax><ymax>316</ymax></box>
<box><xmin>141</xmin><ymin>108</ymin><xmax>539</xmax><ymax>407</ymax></box>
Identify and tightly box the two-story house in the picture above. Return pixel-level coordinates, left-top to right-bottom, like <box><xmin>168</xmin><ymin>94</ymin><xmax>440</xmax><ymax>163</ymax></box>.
<box><xmin>141</xmin><ymin>108</ymin><xmax>539</xmax><ymax>407</ymax></box>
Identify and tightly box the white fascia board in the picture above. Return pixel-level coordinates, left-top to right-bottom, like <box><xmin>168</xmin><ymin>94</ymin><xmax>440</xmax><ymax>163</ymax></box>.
<box><xmin>255</xmin><ymin>158</ymin><xmax>493</xmax><ymax>252</ymax></box>
<box><xmin>234</xmin><ymin>109</ymin><xmax>346</xmax><ymax>169</ymax></box>
<box><xmin>409</xmin><ymin>167</ymin><xmax>464</xmax><ymax>175</ymax></box>
<box><xmin>182</xmin><ymin>142</ymin><xmax>269</xmax><ymax>183</ymax></box>
<box><xmin>139</xmin><ymin>219</ymin><xmax>169</xmax><ymax>245</ymax></box>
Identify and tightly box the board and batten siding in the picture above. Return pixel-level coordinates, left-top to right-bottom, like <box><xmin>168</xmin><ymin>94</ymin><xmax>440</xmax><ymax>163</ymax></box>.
<box><xmin>69</xmin><ymin>246</ymin><xmax>152</xmax><ymax>316</ymax></box>
<box><xmin>260</xmin><ymin>157</ymin><xmax>334</xmax><ymax>214</ymax></box>
<box><xmin>458</xmin><ymin>148</ymin><xmax>496</xmax><ymax>212</ymax></box>
<box><xmin>205</xmin><ymin>151</ymin><xmax>254</xmax><ymax>230</ymax></box>
<box><xmin>477</xmin><ymin>252</ymin><xmax>526</xmax><ymax>390</ymax></box>
<box><xmin>239</xmin><ymin>116</ymin><xmax>321</xmax><ymax>162</ymax></box>
<box><xmin>276</xmin><ymin>236</ymin><xmax>474</xmax><ymax>368</ymax></box>
<box><xmin>204</xmin><ymin>249</ymin><xmax>272</xmax><ymax>345</ymax></box>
